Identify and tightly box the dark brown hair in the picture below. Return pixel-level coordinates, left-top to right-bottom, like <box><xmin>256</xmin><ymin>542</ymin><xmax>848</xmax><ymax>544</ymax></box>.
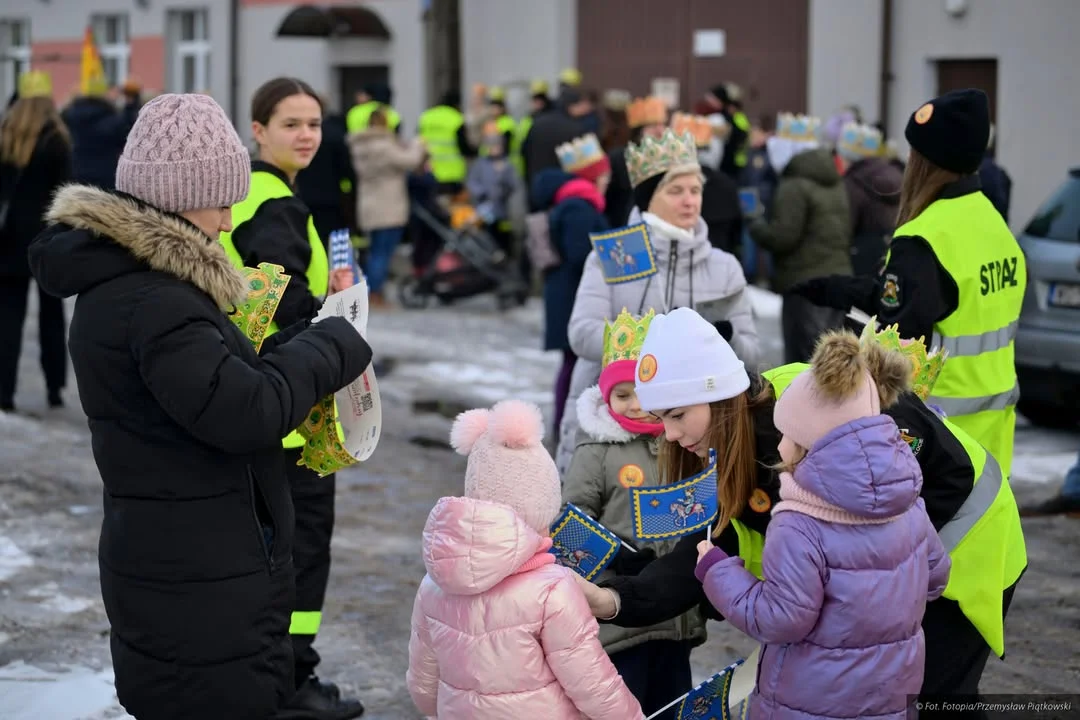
<box><xmin>657</xmin><ymin>384</ymin><xmax>774</xmax><ymax>538</ymax></box>
<box><xmin>895</xmin><ymin>148</ymin><xmax>962</xmax><ymax>227</ymax></box>
<box><xmin>251</xmin><ymin>77</ymin><xmax>323</xmax><ymax>126</ymax></box>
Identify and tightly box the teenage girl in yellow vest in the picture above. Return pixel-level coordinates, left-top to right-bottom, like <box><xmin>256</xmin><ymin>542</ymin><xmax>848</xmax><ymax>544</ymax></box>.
<box><xmin>220</xmin><ymin>77</ymin><xmax>364</xmax><ymax>720</ymax></box>
<box><xmin>573</xmin><ymin>307</ymin><xmax>1025</xmax><ymax>711</ymax></box>
<box><xmin>788</xmin><ymin>89</ymin><xmax>1025</xmax><ymax>479</ymax></box>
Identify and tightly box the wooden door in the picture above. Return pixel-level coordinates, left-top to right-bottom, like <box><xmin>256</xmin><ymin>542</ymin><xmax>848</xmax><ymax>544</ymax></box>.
<box><xmin>936</xmin><ymin>59</ymin><xmax>998</xmax><ymax>125</ymax></box>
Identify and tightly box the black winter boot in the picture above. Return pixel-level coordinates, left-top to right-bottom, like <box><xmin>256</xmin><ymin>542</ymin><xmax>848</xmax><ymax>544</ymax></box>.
<box><xmin>275</xmin><ymin>676</ymin><xmax>365</xmax><ymax>720</ymax></box>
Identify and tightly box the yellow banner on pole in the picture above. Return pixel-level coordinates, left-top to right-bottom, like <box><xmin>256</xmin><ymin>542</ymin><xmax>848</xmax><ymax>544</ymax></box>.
<box><xmin>80</xmin><ymin>26</ymin><xmax>108</xmax><ymax>96</ymax></box>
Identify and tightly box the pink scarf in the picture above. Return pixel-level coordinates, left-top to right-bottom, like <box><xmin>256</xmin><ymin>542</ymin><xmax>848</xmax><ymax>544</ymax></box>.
<box><xmin>772</xmin><ymin>472</ymin><xmax>901</xmax><ymax>525</ymax></box>
<box><xmin>608</xmin><ymin>407</ymin><xmax>664</xmax><ymax>437</ymax></box>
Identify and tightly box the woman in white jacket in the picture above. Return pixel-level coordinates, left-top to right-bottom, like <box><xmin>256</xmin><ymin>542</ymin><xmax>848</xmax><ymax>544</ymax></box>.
<box><xmin>555</xmin><ymin>129</ymin><xmax>760</xmax><ymax>474</ymax></box>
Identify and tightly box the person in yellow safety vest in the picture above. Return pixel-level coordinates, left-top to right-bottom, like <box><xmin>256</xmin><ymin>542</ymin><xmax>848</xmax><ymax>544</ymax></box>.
<box><xmin>572</xmin><ymin>308</ymin><xmax>1026</xmax><ymax>708</ymax></box>
<box><xmin>787</xmin><ymin>89</ymin><xmax>1024</xmax><ymax>479</ymax></box>
<box><xmin>417</xmin><ymin>89</ymin><xmax>474</xmax><ymax>194</ymax></box>
<box><xmin>219</xmin><ymin>77</ymin><xmax>366</xmax><ymax>720</ymax></box>
<box><xmin>715</xmin><ymin>82</ymin><xmax>750</xmax><ymax>180</ymax></box>
<box><xmin>345</xmin><ymin>81</ymin><xmax>401</xmax><ymax>135</ymax></box>
<box><xmin>482</xmin><ymin>86</ymin><xmax>519</xmax><ymax>173</ymax></box>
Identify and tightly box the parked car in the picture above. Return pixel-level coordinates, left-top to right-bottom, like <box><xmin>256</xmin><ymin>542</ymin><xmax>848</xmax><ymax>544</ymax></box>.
<box><xmin>1014</xmin><ymin>166</ymin><xmax>1080</xmax><ymax>428</ymax></box>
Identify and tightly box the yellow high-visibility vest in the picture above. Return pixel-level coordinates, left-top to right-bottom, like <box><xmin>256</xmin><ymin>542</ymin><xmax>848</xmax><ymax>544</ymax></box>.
<box><xmin>220</xmin><ymin>169</ymin><xmax>330</xmax><ymax>449</ymax></box>
<box><xmin>418</xmin><ymin>104</ymin><xmax>467</xmax><ymax>184</ymax></box>
<box><xmin>890</xmin><ymin>190</ymin><xmax>1025</xmax><ymax>477</ymax></box>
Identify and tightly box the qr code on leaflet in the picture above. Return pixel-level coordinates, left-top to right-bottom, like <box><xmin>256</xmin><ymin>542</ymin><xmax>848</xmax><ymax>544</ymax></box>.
<box><xmin>361</xmin><ymin>394</ymin><xmax>374</xmax><ymax>412</ymax></box>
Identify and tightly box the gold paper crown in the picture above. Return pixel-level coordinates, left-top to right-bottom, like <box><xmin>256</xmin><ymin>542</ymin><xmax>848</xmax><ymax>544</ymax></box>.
<box><xmin>625</xmin><ymin>128</ymin><xmax>699</xmax><ymax>188</ymax></box>
<box><xmin>602</xmin><ymin>308</ymin><xmax>656</xmax><ymax>368</ymax></box>
<box><xmin>18</xmin><ymin>71</ymin><xmax>52</xmax><ymax>99</ymax></box>
<box><xmin>556</xmin><ymin>133</ymin><xmax>606</xmax><ymax>173</ymax></box>
<box><xmin>858</xmin><ymin>317</ymin><xmax>947</xmax><ymax>402</ymax></box>
<box><xmin>671</xmin><ymin>112</ymin><xmax>713</xmax><ymax>148</ymax></box>
<box><xmin>838</xmin><ymin>122</ymin><xmax>884</xmax><ymax>158</ymax></box>
<box><xmin>626</xmin><ymin>96</ymin><xmax>668</xmax><ymax>129</ymax></box>
<box><xmin>775</xmin><ymin>112</ymin><xmax>822</xmax><ymax>142</ymax></box>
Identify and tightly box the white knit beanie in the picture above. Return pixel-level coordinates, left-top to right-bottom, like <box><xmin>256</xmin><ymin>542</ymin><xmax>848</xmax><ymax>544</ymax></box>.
<box><xmin>449</xmin><ymin>399</ymin><xmax>562</xmax><ymax>535</ymax></box>
<box><xmin>634</xmin><ymin>307</ymin><xmax>750</xmax><ymax>412</ymax></box>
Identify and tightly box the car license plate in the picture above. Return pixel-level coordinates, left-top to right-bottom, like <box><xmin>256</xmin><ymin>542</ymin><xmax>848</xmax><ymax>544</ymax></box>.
<box><xmin>1048</xmin><ymin>282</ymin><xmax>1080</xmax><ymax>308</ymax></box>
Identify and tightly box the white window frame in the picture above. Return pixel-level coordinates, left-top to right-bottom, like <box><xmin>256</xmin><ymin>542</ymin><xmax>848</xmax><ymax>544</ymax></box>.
<box><xmin>91</xmin><ymin>13</ymin><xmax>130</xmax><ymax>87</ymax></box>
<box><xmin>169</xmin><ymin>9</ymin><xmax>210</xmax><ymax>95</ymax></box>
<box><xmin>1</xmin><ymin>19</ymin><xmax>32</xmax><ymax>99</ymax></box>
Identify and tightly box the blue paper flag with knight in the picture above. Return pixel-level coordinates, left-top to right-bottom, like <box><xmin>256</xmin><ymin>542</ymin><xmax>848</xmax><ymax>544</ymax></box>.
<box><xmin>589</xmin><ymin>223</ymin><xmax>659</xmax><ymax>285</ymax></box>
<box><xmin>672</xmin><ymin>658</ymin><xmax>745</xmax><ymax>720</ymax></box>
<box><xmin>549</xmin><ymin>504</ymin><xmax>620</xmax><ymax>581</ymax></box>
<box><xmin>631</xmin><ymin>449</ymin><xmax>718</xmax><ymax>542</ymax></box>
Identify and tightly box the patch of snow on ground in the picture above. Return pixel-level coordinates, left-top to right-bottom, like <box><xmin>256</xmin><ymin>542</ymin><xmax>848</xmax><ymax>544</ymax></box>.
<box><xmin>0</xmin><ymin>661</ymin><xmax>126</xmax><ymax>720</ymax></box>
<box><xmin>0</xmin><ymin>535</ymin><xmax>33</xmax><ymax>582</ymax></box>
<box><xmin>746</xmin><ymin>285</ymin><xmax>781</xmax><ymax>319</ymax></box>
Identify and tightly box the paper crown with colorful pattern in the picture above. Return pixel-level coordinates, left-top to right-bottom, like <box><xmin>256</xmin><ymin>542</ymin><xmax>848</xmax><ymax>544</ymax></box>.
<box><xmin>18</xmin><ymin>71</ymin><xmax>52</xmax><ymax>99</ymax></box>
<box><xmin>838</xmin><ymin>122</ymin><xmax>884</xmax><ymax>159</ymax></box>
<box><xmin>670</xmin><ymin>112</ymin><xmax>713</xmax><ymax>148</ymax></box>
<box><xmin>625</xmin><ymin>128</ymin><xmax>699</xmax><ymax>188</ymax></box>
<box><xmin>626</xmin><ymin>96</ymin><xmax>669</xmax><ymax>129</ymax></box>
<box><xmin>776</xmin><ymin>112</ymin><xmax>822</xmax><ymax>142</ymax></box>
<box><xmin>602</xmin><ymin>308</ymin><xmax>656</xmax><ymax>368</ymax></box>
<box><xmin>859</xmin><ymin>317</ymin><xmax>947</xmax><ymax>402</ymax></box>
<box><xmin>556</xmin><ymin>132</ymin><xmax>606</xmax><ymax>174</ymax></box>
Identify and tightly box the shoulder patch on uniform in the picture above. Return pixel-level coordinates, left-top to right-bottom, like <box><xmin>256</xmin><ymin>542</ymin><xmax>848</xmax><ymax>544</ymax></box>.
<box><xmin>880</xmin><ymin>273</ymin><xmax>901</xmax><ymax>308</ymax></box>
<box><xmin>899</xmin><ymin>428</ymin><xmax>924</xmax><ymax>456</ymax></box>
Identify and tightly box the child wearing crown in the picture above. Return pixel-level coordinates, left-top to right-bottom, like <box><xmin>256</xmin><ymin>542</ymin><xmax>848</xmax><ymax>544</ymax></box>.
<box><xmin>834</xmin><ymin>121</ymin><xmax>903</xmax><ymax>276</ymax></box>
<box><xmin>558</xmin><ymin>128</ymin><xmax>760</xmax><ymax>474</ymax></box>
<box><xmin>561</xmin><ymin>309</ymin><xmax>704</xmax><ymax>719</ymax></box>
<box><xmin>533</xmin><ymin>132</ymin><xmax>612</xmax><ymax>437</ymax></box>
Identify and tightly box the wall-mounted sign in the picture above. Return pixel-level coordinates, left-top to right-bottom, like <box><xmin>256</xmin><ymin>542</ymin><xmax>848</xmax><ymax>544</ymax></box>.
<box><xmin>693</xmin><ymin>29</ymin><xmax>727</xmax><ymax>57</ymax></box>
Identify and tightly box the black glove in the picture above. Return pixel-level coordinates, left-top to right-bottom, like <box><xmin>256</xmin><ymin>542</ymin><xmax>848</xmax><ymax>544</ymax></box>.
<box><xmin>786</xmin><ymin>276</ymin><xmax>839</xmax><ymax>307</ymax></box>
<box><xmin>712</xmin><ymin>320</ymin><xmax>734</xmax><ymax>341</ymax></box>
<box><xmin>610</xmin><ymin>545</ymin><xmax>657</xmax><ymax>576</ymax></box>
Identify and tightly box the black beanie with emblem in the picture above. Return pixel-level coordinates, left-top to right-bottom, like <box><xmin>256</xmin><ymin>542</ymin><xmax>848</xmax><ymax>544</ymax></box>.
<box><xmin>904</xmin><ymin>88</ymin><xmax>990</xmax><ymax>175</ymax></box>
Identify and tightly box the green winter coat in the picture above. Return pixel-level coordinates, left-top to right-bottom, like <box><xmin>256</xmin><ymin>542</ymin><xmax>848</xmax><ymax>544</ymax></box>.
<box><xmin>561</xmin><ymin>386</ymin><xmax>708</xmax><ymax>656</ymax></box>
<box><xmin>749</xmin><ymin>147</ymin><xmax>852</xmax><ymax>293</ymax></box>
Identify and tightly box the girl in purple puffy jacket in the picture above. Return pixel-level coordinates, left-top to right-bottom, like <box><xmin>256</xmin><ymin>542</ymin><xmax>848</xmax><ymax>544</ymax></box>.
<box><xmin>694</xmin><ymin>332</ymin><xmax>951</xmax><ymax>719</ymax></box>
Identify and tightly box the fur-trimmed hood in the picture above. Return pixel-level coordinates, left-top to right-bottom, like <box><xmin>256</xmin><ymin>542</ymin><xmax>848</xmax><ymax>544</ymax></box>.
<box><xmin>30</xmin><ymin>184</ymin><xmax>247</xmax><ymax>309</ymax></box>
<box><xmin>575</xmin><ymin>385</ymin><xmax>634</xmax><ymax>444</ymax></box>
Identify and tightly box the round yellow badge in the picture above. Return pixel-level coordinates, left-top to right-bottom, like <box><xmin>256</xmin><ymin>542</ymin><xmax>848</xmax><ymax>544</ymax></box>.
<box><xmin>638</xmin><ymin>354</ymin><xmax>658</xmax><ymax>383</ymax></box>
<box><xmin>618</xmin><ymin>464</ymin><xmax>645</xmax><ymax>488</ymax></box>
<box><xmin>914</xmin><ymin>103</ymin><xmax>934</xmax><ymax>125</ymax></box>
<box><xmin>749</xmin><ymin>488</ymin><xmax>772</xmax><ymax>513</ymax></box>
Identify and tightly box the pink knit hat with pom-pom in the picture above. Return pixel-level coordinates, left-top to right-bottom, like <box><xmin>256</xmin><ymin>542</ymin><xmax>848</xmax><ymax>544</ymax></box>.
<box><xmin>449</xmin><ymin>399</ymin><xmax>562</xmax><ymax>534</ymax></box>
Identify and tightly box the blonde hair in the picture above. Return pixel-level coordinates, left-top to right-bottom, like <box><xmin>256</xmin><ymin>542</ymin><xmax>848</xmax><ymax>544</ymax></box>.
<box><xmin>0</xmin><ymin>96</ymin><xmax>70</xmax><ymax>168</ymax></box>
<box><xmin>772</xmin><ymin>444</ymin><xmax>808</xmax><ymax>475</ymax></box>
<box><xmin>895</xmin><ymin>148</ymin><xmax>961</xmax><ymax>227</ymax></box>
<box><xmin>657</xmin><ymin>384</ymin><xmax>774</xmax><ymax>539</ymax></box>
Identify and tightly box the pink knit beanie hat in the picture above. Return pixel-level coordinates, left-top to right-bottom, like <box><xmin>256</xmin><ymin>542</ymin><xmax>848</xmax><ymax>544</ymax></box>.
<box><xmin>449</xmin><ymin>399</ymin><xmax>562</xmax><ymax>535</ymax></box>
<box><xmin>116</xmin><ymin>93</ymin><xmax>250</xmax><ymax>213</ymax></box>
<box><xmin>775</xmin><ymin>331</ymin><xmax>911</xmax><ymax>451</ymax></box>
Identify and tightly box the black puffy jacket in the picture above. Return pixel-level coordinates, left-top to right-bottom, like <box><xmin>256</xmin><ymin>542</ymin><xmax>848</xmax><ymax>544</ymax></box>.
<box><xmin>29</xmin><ymin>185</ymin><xmax>372</xmax><ymax>720</ymax></box>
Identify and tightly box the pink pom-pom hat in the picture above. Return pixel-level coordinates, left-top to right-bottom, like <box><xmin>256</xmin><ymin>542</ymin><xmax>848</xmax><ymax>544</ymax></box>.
<box><xmin>449</xmin><ymin>399</ymin><xmax>561</xmax><ymax>534</ymax></box>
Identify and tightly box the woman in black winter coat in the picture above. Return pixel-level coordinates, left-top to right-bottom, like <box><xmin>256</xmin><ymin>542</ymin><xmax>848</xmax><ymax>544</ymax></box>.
<box><xmin>0</xmin><ymin>73</ymin><xmax>72</xmax><ymax>411</ymax></box>
<box><xmin>29</xmin><ymin>93</ymin><xmax>373</xmax><ymax>720</ymax></box>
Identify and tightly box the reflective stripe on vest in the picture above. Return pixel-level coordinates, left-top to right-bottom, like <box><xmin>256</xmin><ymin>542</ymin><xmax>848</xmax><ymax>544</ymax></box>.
<box><xmin>346</xmin><ymin>101</ymin><xmax>401</xmax><ymax>134</ymax></box>
<box><xmin>418</xmin><ymin>105</ymin><xmax>466</xmax><ymax>183</ymax></box>
<box><xmin>893</xmin><ymin>191</ymin><xmax>1025</xmax><ymax>478</ymax></box>
<box><xmin>730</xmin><ymin>518</ymin><xmax>765</xmax><ymax>580</ymax></box>
<box><xmin>220</xmin><ymin>169</ymin><xmax>331</xmax><ymax>449</ymax></box>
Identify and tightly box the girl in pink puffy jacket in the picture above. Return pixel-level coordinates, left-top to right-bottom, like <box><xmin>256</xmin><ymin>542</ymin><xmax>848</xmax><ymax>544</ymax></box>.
<box><xmin>406</xmin><ymin>399</ymin><xmax>644</xmax><ymax>720</ymax></box>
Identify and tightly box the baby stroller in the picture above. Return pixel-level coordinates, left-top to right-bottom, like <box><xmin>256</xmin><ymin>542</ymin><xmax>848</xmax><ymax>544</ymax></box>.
<box><xmin>398</xmin><ymin>189</ymin><xmax>529</xmax><ymax>310</ymax></box>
